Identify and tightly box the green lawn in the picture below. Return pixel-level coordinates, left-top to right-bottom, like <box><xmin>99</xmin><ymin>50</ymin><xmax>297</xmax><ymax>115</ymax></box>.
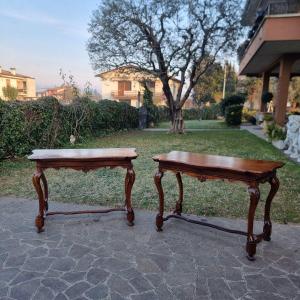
<box><xmin>1</xmin><ymin>130</ymin><xmax>299</xmax><ymax>223</ymax></box>
<box><xmin>156</xmin><ymin>119</ymin><xmax>229</xmax><ymax>129</ymax></box>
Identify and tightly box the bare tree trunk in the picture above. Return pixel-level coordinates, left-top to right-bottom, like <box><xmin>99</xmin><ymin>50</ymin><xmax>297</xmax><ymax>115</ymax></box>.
<box><xmin>170</xmin><ymin>108</ymin><xmax>184</xmax><ymax>133</ymax></box>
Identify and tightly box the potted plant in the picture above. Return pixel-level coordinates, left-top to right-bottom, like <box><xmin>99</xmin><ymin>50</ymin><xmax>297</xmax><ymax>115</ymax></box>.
<box><xmin>266</xmin><ymin>123</ymin><xmax>286</xmax><ymax>150</ymax></box>
<box><xmin>262</xmin><ymin>114</ymin><xmax>273</xmax><ymax>132</ymax></box>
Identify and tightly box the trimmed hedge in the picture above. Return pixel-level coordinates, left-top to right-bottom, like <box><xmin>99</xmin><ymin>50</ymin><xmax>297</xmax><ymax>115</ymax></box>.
<box><xmin>199</xmin><ymin>104</ymin><xmax>220</xmax><ymax>120</ymax></box>
<box><xmin>225</xmin><ymin>104</ymin><xmax>243</xmax><ymax>126</ymax></box>
<box><xmin>0</xmin><ymin>97</ymin><xmax>138</xmax><ymax>159</ymax></box>
<box><xmin>220</xmin><ymin>95</ymin><xmax>245</xmax><ymax>116</ymax></box>
<box><xmin>183</xmin><ymin>108</ymin><xmax>200</xmax><ymax>120</ymax></box>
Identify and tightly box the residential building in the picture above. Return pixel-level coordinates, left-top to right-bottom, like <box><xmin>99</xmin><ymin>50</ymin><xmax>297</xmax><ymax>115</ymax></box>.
<box><xmin>96</xmin><ymin>66</ymin><xmax>181</xmax><ymax>107</ymax></box>
<box><xmin>239</xmin><ymin>0</ymin><xmax>300</xmax><ymax>125</ymax></box>
<box><xmin>37</xmin><ymin>85</ymin><xmax>74</xmax><ymax>103</ymax></box>
<box><xmin>0</xmin><ymin>66</ymin><xmax>36</xmax><ymax>100</ymax></box>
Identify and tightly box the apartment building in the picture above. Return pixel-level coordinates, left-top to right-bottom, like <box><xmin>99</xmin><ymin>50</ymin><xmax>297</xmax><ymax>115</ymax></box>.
<box><xmin>0</xmin><ymin>66</ymin><xmax>36</xmax><ymax>100</ymax></box>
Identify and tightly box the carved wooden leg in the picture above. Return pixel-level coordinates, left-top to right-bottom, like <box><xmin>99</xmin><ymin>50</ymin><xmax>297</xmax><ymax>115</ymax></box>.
<box><xmin>32</xmin><ymin>170</ymin><xmax>45</xmax><ymax>233</ymax></box>
<box><xmin>41</xmin><ymin>173</ymin><xmax>49</xmax><ymax>211</ymax></box>
<box><xmin>263</xmin><ymin>175</ymin><xmax>279</xmax><ymax>241</ymax></box>
<box><xmin>154</xmin><ymin>170</ymin><xmax>164</xmax><ymax>231</ymax></box>
<box><xmin>125</xmin><ymin>167</ymin><xmax>135</xmax><ymax>226</ymax></box>
<box><xmin>174</xmin><ymin>172</ymin><xmax>183</xmax><ymax>215</ymax></box>
<box><xmin>246</xmin><ymin>183</ymin><xmax>260</xmax><ymax>261</ymax></box>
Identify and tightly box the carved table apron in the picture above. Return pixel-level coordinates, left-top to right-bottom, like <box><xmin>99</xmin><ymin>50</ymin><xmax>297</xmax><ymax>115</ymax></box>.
<box><xmin>28</xmin><ymin>148</ymin><xmax>137</xmax><ymax>232</ymax></box>
<box><xmin>153</xmin><ymin>151</ymin><xmax>284</xmax><ymax>261</ymax></box>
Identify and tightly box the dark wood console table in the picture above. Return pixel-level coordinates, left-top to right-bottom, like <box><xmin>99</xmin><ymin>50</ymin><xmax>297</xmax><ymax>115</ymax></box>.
<box><xmin>28</xmin><ymin>148</ymin><xmax>137</xmax><ymax>232</ymax></box>
<box><xmin>153</xmin><ymin>151</ymin><xmax>284</xmax><ymax>260</ymax></box>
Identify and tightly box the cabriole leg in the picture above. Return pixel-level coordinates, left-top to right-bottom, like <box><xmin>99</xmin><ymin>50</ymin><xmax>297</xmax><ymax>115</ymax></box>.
<box><xmin>246</xmin><ymin>183</ymin><xmax>260</xmax><ymax>260</ymax></box>
<box><xmin>41</xmin><ymin>173</ymin><xmax>49</xmax><ymax>211</ymax></box>
<box><xmin>174</xmin><ymin>172</ymin><xmax>183</xmax><ymax>215</ymax></box>
<box><xmin>154</xmin><ymin>170</ymin><xmax>164</xmax><ymax>231</ymax></box>
<box><xmin>32</xmin><ymin>170</ymin><xmax>45</xmax><ymax>233</ymax></box>
<box><xmin>263</xmin><ymin>175</ymin><xmax>279</xmax><ymax>241</ymax></box>
<box><xmin>125</xmin><ymin>167</ymin><xmax>135</xmax><ymax>226</ymax></box>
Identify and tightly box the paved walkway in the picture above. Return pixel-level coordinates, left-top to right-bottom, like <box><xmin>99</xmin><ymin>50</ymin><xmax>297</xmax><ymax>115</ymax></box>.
<box><xmin>240</xmin><ymin>125</ymin><xmax>268</xmax><ymax>141</ymax></box>
<box><xmin>143</xmin><ymin>128</ymin><xmax>238</xmax><ymax>132</ymax></box>
<box><xmin>0</xmin><ymin>197</ymin><xmax>299</xmax><ymax>300</ymax></box>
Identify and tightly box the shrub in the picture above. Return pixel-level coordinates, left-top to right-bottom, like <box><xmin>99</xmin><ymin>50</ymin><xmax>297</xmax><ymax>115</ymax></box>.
<box><xmin>142</xmin><ymin>88</ymin><xmax>159</xmax><ymax>126</ymax></box>
<box><xmin>266</xmin><ymin>123</ymin><xmax>286</xmax><ymax>141</ymax></box>
<box><xmin>225</xmin><ymin>104</ymin><xmax>243</xmax><ymax>126</ymax></box>
<box><xmin>2</xmin><ymin>86</ymin><xmax>18</xmax><ymax>100</ymax></box>
<box><xmin>183</xmin><ymin>108</ymin><xmax>200</xmax><ymax>120</ymax></box>
<box><xmin>243</xmin><ymin>108</ymin><xmax>257</xmax><ymax>125</ymax></box>
<box><xmin>199</xmin><ymin>103</ymin><xmax>220</xmax><ymax>120</ymax></box>
<box><xmin>220</xmin><ymin>95</ymin><xmax>245</xmax><ymax>116</ymax></box>
<box><xmin>263</xmin><ymin>114</ymin><xmax>273</xmax><ymax>122</ymax></box>
<box><xmin>157</xmin><ymin>106</ymin><xmax>170</xmax><ymax>122</ymax></box>
<box><xmin>0</xmin><ymin>97</ymin><xmax>138</xmax><ymax>159</ymax></box>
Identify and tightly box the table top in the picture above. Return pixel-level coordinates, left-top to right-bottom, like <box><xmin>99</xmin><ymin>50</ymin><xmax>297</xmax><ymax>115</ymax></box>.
<box><xmin>28</xmin><ymin>148</ymin><xmax>138</xmax><ymax>161</ymax></box>
<box><xmin>153</xmin><ymin>151</ymin><xmax>284</xmax><ymax>174</ymax></box>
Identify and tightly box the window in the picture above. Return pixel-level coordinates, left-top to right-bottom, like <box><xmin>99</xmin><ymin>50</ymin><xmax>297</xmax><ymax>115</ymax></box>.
<box><xmin>118</xmin><ymin>81</ymin><xmax>132</xmax><ymax>96</ymax></box>
<box><xmin>6</xmin><ymin>79</ymin><xmax>11</xmax><ymax>87</ymax></box>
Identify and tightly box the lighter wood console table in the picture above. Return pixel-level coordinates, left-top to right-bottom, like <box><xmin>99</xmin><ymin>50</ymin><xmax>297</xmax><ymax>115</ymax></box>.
<box><xmin>28</xmin><ymin>148</ymin><xmax>137</xmax><ymax>232</ymax></box>
<box><xmin>153</xmin><ymin>151</ymin><xmax>284</xmax><ymax>260</ymax></box>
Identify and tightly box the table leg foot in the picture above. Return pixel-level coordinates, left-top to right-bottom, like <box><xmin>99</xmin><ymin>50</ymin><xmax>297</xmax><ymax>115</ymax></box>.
<box><xmin>35</xmin><ymin>215</ymin><xmax>44</xmax><ymax>233</ymax></box>
<box><xmin>263</xmin><ymin>222</ymin><xmax>272</xmax><ymax>241</ymax></box>
<box><xmin>127</xmin><ymin>209</ymin><xmax>134</xmax><ymax>226</ymax></box>
<box><xmin>246</xmin><ymin>241</ymin><xmax>257</xmax><ymax>261</ymax></box>
<box><xmin>156</xmin><ymin>214</ymin><xmax>163</xmax><ymax>231</ymax></box>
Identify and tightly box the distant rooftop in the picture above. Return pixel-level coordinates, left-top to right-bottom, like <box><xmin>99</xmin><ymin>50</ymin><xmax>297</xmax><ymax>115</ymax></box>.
<box><xmin>96</xmin><ymin>65</ymin><xmax>181</xmax><ymax>83</ymax></box>
<box><xmin>0</xmin><ymin>66</ymin><xmax>34</xmax><ymax>79</ymax></box>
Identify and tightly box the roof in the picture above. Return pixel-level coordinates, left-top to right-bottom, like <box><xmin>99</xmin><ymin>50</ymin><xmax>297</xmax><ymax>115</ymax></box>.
<box><xmin>0</xmin><ymin>69</ymin><xmax>34</xmax><ymax>79</ymax></box>
<box><xmin>96</xmin><ymin>65</ymin><xmax>181</xmax><ymax>83</ymax></box>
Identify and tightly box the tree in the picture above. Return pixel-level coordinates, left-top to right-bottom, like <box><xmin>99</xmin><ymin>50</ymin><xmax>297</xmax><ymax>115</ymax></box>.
<box><xmin>87</xmin><ymin>0</ymin><xmax>242</xmax><ymax>132</ymax></box>
<box><xmin>224</xmin><ymin>62</ymin><xmax>238</xmax><ymax>97</ymax></box>
<box><xmin>2</xmin><ymin>86</ymin><xmax>18</xmax><ymax>100</ymax></box>
<box><xmin>193</xmin><ymin>60</ymin><xmax>223</xmax><ymax>106</ymax></box>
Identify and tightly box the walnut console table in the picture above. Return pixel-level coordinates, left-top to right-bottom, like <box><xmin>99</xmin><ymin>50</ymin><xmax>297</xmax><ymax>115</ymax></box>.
<box><xmin>28</xmin><ymin>148</ymin><xmax>137</xmax><ymax>232</ymax></box>
<box><xmin>153</xmin><ymin>151</ymin><xmax>284</xmax><ymax>260</ymax></box>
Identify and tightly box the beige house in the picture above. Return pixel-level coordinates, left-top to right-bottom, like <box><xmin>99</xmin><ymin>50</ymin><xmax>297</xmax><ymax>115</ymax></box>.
<box><xmin>96</xmin><ymin>66</ymin><xmax>181</xmax><ymax>107</ymax></box>
<box><xmin>0</xmin><ymin>66</ymin><xmax>36</xmax><ymax>100</ymax></box>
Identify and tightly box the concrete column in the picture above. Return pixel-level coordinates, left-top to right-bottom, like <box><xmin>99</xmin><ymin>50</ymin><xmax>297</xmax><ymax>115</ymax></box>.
<box><xmin>274</xmin><ymin>56</ymin><xmax>294</xmax><ymax>126</ymax></box>
<box><xmin>260</xmin><ymin>72</ymin><xmax>270</xmax><ymax>112</ymax></box>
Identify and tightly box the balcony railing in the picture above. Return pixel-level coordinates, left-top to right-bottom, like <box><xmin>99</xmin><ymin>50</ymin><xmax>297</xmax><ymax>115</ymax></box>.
<box><xmin>17</xmin><ymin>88</ymin><xmax>27</xmax><ymax>95</ymax></box>
<box><xmin>111</xmin><ymin>91</ymin><xmax>139</xmax><ymax>99</ymax></box>
<box><xmin>266</xmin><ymin>1</ymin><xmax>300</xmax><ymax>15</ymax></box>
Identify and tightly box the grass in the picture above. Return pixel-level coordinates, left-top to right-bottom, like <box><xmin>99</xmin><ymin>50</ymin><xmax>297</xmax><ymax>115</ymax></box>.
<box><xmin>0</xmin><ymin>130</ymin><xmax>299</xmax><ymax>223</ymax></box>
<box><xmin>156</xmin><ymin>119</ymin><xmax>229</xmax><ymax>129</ymax></box>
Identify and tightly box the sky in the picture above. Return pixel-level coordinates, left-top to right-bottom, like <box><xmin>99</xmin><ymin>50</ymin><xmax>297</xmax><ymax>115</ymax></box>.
<box><xmin>0</xmin><ymin>0</ymin><xmax>101</xmax><ymax>91</ymax></box>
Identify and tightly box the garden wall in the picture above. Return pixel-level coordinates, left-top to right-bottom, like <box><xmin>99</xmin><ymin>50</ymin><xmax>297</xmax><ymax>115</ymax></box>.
<box><xmin>0</xmin><ymin>97</ymin><xmax>139</xmax><ymax>159</ymax></box>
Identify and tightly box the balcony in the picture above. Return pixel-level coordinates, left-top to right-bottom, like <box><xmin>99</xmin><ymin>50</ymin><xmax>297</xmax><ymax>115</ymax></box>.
<box><xmin>111</xmin><ymin>91</ymin><xmax>139</xmax><ymax>100</ymax></box>
<box><xmin>238</xmin><ymin>13</ymin><xmax>300</xmax><ymax>76</ymax></box>
<box><xmin>17</xmin><ymin>88</ymin><xmax>27</xmax><ymax>95</ymax></box>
